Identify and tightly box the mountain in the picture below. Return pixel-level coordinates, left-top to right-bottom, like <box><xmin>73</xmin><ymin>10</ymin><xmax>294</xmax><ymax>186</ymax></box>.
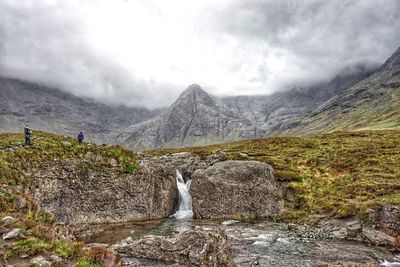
<box><xmin>2</xmin><ymin>45</ymin><xmax>397</xmax><ymax>149</ymax></box>
<box><xmin>0</xmin><ymin>77</ymin><xmax>161</xmax><ymax>143</ymax></box>
<box><xmin>118</xmin><ymin>84</ymin><xmax>254</xmax><ymax>149</ymax></box>
<box><xmin>118</xmin><ymin>64</ymin><xmax>377</xmax><ymax>150</ymax></box>
<box><xmin>217</xmin><ymin>63</ymin><xmax>376</xmax><ymax>136</ymax></box>
<box><xmin>281</xmin><ymin>46</ymin><xmax>400</xmax><ymax>134</ymax></box>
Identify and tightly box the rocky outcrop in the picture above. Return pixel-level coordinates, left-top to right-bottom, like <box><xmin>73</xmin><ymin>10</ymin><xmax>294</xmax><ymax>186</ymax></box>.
<box><xmin>362</xmin><ymin>203</ymin><xmax>400</xmax><ymax>247</ymax></box>
<box><xmin>30</xmin><ymin>156</ymin><xmax>177</xmax><ymax>224</ymax></box>
<box><xmin>191</xmin><ymin>160</ymin><xmax>282</xmax><ymax>220</ymax></box>
<box><xmin>155</xmin><ymin>151</ymin><xmax>228</xmax><ymax>179</ymax></box>
<box><xmin>111</xmin><ymin>228</ymin><xmax>235</xmax><ymax>267</ymax></box>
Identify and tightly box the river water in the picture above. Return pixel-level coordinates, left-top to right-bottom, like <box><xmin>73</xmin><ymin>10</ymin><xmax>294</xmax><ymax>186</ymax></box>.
<box><xmin>83</xmin><ymin>217</ymin><xmax>399</xmax><ymax>267</ymax></box>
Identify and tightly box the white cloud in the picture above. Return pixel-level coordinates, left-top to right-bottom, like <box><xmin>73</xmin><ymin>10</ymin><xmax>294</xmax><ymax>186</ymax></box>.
<box><xmin>0</xmin><ymin>0</ymin><xmax>399</xmax><ymax>108</ymax></box>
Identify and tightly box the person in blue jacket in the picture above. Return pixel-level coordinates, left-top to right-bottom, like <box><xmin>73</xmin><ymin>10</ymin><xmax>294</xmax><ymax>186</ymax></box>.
<box><xmin>24</xmin><ymin>125</ymin><xmax>31</xmax><ymax>146</ymax></box>
<box><xmin>77</xmin><ymin>132</ymin><xmax>84</xmax><ymax>145</ymax></box>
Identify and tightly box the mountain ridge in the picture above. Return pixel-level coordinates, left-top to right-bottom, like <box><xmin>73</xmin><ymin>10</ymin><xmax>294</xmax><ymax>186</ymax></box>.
<box><xmin>1</xmin><ymin>46</ymin><xmax>398</xmax><ymax>150</ymax></box>
<box><xmin>117</xmin><ymin>83</ymin><xmax>254</xmax><ymax>149</ymax></box>
<box><xmin>0</xmin><ymin>77</ymin><xmax>161</xmax><ymax>143</ymax></box>
<box><xmin>280</xmin><ymin>46</ymin><xmax>400</xmax><ymax>134</ymax></box>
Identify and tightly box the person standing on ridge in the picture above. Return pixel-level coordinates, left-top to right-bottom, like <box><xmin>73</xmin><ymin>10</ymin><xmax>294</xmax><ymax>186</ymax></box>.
<box><xmin>24</xmin><ymin>124</ymin><xmax>31</xmax><ymax>146</ymax></box>
<box><xmin>77</xmin><ymin>131</ymin><xmax>84</xmax><ymax>145</ymax></box>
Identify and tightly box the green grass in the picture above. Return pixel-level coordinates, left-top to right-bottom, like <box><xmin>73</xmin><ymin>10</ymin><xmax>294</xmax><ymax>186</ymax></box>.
<box><xmin>147</xmin><ymin>130</ymin><xmax>400</xmax><ymax>222</ymax></box>
<box><xmin>356</xmin><ymin>119</ymin><xmax>400</xmax><ymax>131</ymax></box>
<box><xmin>74</xmin><ymin>259</ymin><xmax>102</xmax><ymax>267</ymax></box>
<box><xmin>9</xmin><ymin>238</ymin><xmax>52</xmax><ymax>257</ymax></box>
<box><xmin>303</xmin><ymin>87</ymin><xmax>400</xmax><ymax>134</ymax></box>
<box><xmin>0</xmin><ymin>131</ymin><xmax>139</xmax><ymax>211</ymax></box>
<box><xmin>0</xmin><ymin>131</ymin><xmax>138</xmax><ymax>263</ymax></box>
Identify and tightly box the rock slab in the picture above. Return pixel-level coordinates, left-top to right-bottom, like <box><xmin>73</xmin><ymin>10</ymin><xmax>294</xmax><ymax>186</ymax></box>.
<box><xmin>111</xmin><ymin>229</ymin><xmax>236</xmax><ymax>267</ymax></box>
<box><xmin>31</xmin><ymin>158</ymin><xmax>177</xmax><ymax>224</ymax></box>
<box><xmin>191</xmin><ymin>160</ymin><xmax>282</xmax><ymax>219</ymax></box>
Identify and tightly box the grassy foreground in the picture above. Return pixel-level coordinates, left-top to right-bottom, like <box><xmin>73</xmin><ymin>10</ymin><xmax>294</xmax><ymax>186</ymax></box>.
<box><xmin>147</xmin><ymin>130</ymin><xmax>400</xmax><ymax>222</ymax></box>
<box><xmin>0</xmin><ymin>131</ymin><xmax>138</xmax><ymax>266</ymax></box>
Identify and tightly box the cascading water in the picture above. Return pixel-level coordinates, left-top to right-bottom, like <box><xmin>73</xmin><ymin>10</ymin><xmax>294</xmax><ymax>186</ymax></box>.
<box><xmin>173</xmin><ymin>170</ymin><xmax>193</xmax><ymax>220</ymax></box>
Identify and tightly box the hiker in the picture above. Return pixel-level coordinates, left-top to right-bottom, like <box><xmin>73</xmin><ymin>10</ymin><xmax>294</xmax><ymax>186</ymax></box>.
<box><xmin>77</xmin><ymin>131</ymin><xmax>84</xmax><ymax>145</ymax></box>
<box><xmin>24</xmin><ymin>125</ymin><xmax>31</xmax><ymax>146</ymax></box>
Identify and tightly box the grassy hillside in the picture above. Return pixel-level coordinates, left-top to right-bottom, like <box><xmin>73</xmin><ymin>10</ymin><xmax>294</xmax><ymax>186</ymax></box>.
<box><xmin>280</xmin><ymin>47</ymin><xmax>400</xmax><ymax>134</ymax></box>
<box><xmin>147</xmin><ymin>130</ymin><xmax>400</xmax><ymax>222</ymax></box>
<box><xmin>296</xmin><ymin>83</ymin><xmax>400</xmax><ymax>133</ymax></box>
<box><xmin>0</xmin><ymin>131</ymin><xmax>138</xmax><ymax>266</ymax></box>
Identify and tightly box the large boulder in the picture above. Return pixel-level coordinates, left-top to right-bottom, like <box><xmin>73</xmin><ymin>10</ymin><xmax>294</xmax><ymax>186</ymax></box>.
<box><xmin>111</xmin><ymin>228</ymin><xmax>235</xmax><ymax>267</ymax></box>
<box><xmin>30</xmin><ymin>157</ymin><xmax>177</xmax><ymax>224</ymax></box>
<box><xmin>191</xmin><ymin>160</ymin><xmax>282</xmax><ymax>220</ymax></box>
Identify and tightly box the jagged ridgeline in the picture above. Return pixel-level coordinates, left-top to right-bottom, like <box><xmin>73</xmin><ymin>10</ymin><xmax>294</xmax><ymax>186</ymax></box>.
<box><xmin>2</xmin><ymin>46</ymin><xmax>399</xmax><ymax>150</ymax></box>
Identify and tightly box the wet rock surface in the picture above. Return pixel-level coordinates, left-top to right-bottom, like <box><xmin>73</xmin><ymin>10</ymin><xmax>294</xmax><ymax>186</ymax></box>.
<box><xmin>30</xmin><ymin>158</ymin><xmax>177</xmax><ymax>224</ymax></box>
<box><xmin>111</xmin><ymin>228</ymin><xmax>235</xmax><ymax>267</ymax></box>
<box><xmin>191</xmin><ymin>160</ymin><xmax>282</xmax><ymax>219</ymax></box>
<box><xmin>224</xmin><ymin>222</ymin><xmax>392</xmax><ymax>267</ymax></box>
<box><xmin>289</xmin><ymin>216</ymin><xmax>400</xmax><ymax>249</ymax></box>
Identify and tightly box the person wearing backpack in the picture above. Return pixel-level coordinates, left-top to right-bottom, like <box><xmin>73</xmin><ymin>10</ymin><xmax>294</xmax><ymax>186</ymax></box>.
<box><xmin>77</xmin><ymin>131</ymin><xmax>84</xmax><ymax>145</ymax></box>
<box><xmin>24</xmin><ymin>125</ymin><xmax>31</xmax><ymax>146</ymax></box>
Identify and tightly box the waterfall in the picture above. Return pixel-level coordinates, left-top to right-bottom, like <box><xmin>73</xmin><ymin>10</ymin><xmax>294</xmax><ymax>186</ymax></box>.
<box><xmin>173</xmin><ymin>170</ymin><xmax>193</xmax><ymax>220</ymax></box>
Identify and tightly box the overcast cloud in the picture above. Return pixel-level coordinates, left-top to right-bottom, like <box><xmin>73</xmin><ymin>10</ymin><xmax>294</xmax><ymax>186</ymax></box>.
<box><xmin>0</xmin><ymin>0</ymin><xmax>399</xmax><ymax>108</ymax></box>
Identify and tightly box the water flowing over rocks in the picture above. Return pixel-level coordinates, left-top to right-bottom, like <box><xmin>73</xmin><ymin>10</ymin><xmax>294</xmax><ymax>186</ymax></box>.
<box><xmin>30</xmin><ymin>157</ymin><xmax>177</xmax><ymax>224</ymax></box>
<box><xmin>191</xmin><ymin>160</ymin><xmax>282</xmax><ymax>220</ymax></box>
<box><xmin>111</xmin><ymin>228</ymin><xmax>235</xmax><ymax>267</ymax></box>
<box><xmin>173</xmin><ymin>170</ymin><xmax>193</xmax><ymax>219</ymax></box>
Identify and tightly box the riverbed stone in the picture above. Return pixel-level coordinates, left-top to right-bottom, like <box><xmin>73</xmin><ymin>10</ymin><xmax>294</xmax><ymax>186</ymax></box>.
<box><xmin>362</xmin><ymin>227</ymin><xmax>396</xmax><ymax>246</ymax></box>
<box><xmin>50</xmin><ymin>255</ymin><xmax>62</xmax><ymax>263</ymax></box>
<box><xmin>3</xmin><ymin>228</ymin><xmax>21</xmax><ymax>240</ymax></box>
<box><xmin>191</xmin><ymin>160</ymin><xmax>282</xmax><ymax>220</ymax></box>
<box><xmin>1</xmin><ymin>216</ymin><xmax>16</xmax><ymax>225</ymax></box>
<box><xmin>111</xmin><ymin>229</ymin><xmax>235</xmax><ymax>267</ymax></box>
<box><xmin>30</xmin><ymin>255</ymin><xmax>51</xmax><ymax>267</ymax></box>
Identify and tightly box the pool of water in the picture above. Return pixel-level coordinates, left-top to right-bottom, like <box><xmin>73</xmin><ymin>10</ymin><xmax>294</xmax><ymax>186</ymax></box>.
<box><xmin>82</xmin><ymin>218</ymin><xmax>399</xmax><ymax>267</ymax></box>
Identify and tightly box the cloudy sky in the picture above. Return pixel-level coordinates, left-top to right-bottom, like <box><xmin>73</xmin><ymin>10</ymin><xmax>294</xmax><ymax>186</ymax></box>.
<box><xmin>0</xmin><ymin>0</ymin><xmax>399</xmax><ymax>108</ymax></box>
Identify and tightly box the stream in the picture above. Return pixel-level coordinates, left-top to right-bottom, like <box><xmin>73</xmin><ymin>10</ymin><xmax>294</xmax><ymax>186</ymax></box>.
<box><xmin>83</xmin><ymin>218</ymin><xmax>399</xmax><ymax>267</ymax></box>
<box><xmin>81</xmin><ymin>170</ymin><xmax>400</xmax><ymax>266</ymax></box>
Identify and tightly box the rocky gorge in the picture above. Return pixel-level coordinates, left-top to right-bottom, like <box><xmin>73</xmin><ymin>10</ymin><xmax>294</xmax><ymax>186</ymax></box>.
<box><xmin>1</xmin><ymin>131</ymin><xmax>400</xmax><ymax>266</ymax></box>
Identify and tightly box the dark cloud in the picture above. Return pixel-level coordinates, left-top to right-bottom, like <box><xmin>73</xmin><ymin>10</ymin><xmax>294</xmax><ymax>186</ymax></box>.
<box><xmin>0</xmin><ymin>0</ymin><xmax>399</xmax><ymax>107</ymax></box>
<box><xmin>212</xmin><ymin>0</ymin><xmax>400</xmax><ymax>89</ymax></box>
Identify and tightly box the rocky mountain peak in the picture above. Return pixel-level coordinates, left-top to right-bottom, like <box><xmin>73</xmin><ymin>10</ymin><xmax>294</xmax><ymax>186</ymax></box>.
<box><xmin>172</xmin><ymin>84</ymin><xmax>215</xmax><ymax>109</ymax></box>
<box><xmin>379</xmin><ymin>46</ymin><xmax>400</xmax><ymax>71</ymax></box>
<box><xmin>178</xmin><ymin>84</ymin><xmax>211</xmax><ymax>99</ymax></box>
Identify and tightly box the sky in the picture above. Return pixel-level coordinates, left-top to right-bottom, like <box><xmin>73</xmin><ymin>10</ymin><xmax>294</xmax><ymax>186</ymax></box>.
<box><xmin>0</xmin><ymin>0</ymin><xmax>400</xmax><ymax>108</ymax></box>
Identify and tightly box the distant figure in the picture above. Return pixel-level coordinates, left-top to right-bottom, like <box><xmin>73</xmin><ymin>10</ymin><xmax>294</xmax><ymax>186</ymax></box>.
<box><xmin>77</xmin><ymin>132</ymin><xmax>84</xmax><ymax>145</ymax></box>
<box><xmin>24</xmin><ymin>125</ymin><xmax>31</xmax><ymax>146</ymax></box>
